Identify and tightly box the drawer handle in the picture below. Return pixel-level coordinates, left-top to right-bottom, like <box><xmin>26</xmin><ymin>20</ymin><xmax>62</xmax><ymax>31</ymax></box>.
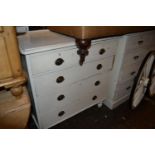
<box><xmin>55</xmin><ymin>58</ymin><xmax>64</xmax><ymax>66</ymax></box>
<box><xmin>133</xmin><ymin>56</ymin><xmax>139</xmax><ymax>60</ymax></box>
<box><xmin>130</xmin><ymin>71</ymin><xmax>136</xmax><ymax>76</ymax></box>
<box><xmin>56</xmin><ymin>76</ymin><xmax>65</xmax><ymax>83</ymax></box>
<box><xmin>99</xmin><ymin>48</ymin><xmax>106</xmax><ymax>55</ymax></box>
<box><xmin>96</xmin><ymin>64</ymin><xmax>102</xmax><ymax>70</ymax></box>
<box><xmin>126</xmin><ymin>86</ymin><xmax>131</xmax><ymax>90</ymax></box>
<box><xmin>58</xmin><ymin>111</ymin><xmax>65</xmax><ymax>117</ymax></box>
<box><xmin>57</xmin><ymin>94</ymin><xmax>65</xmax><ymax>101</ymax></box>
<box><xmin>95</xmin><ymin>80</ymin><xmax>100</xmax><ymax>86</ymax></box>
<box><xmin>92</xmin><ymin>95</ymin><xmax>97</xmax><ymax>100</ymax></box>
<box><xmin>138</xmin><ymin>40</ymin><xmax>144</xmax><ymax>45</ymax></box>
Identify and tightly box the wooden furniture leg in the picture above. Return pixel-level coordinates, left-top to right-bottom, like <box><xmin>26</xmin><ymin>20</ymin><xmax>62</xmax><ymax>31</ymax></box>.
<box><xmin>76</xmin><ymin>39</ymin><xmax>91</xmax><ymax>65</ymax></box>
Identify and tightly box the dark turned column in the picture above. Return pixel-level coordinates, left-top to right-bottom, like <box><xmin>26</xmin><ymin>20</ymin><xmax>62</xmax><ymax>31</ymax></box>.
<box><xmin>76</xmin><ymin>39</ymin><xmax>91</xmax><ymax>65</ymax></box>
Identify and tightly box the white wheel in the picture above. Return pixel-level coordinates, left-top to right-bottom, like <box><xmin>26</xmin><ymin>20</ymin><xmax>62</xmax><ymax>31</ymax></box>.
<box><xmin>148</xmin><ymin>63</ymin><xmax>155</xmax><ymax>97</ymax></box>
<box><xmin>130</xmin><ymin>51</ymin><xmax>155</xmax><ymax>109</ymax></box>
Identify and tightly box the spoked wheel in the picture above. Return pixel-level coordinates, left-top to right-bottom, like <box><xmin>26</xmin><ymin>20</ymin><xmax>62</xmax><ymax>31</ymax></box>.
<box><xmin>148</xmin><ymin>62</ymin><xmax>155</xmax><ymax>97</ymax></box>
<box><xmin>130</xmin><ymin>51</ymin><xmax>155</xmax><ymax>109</ymax></box>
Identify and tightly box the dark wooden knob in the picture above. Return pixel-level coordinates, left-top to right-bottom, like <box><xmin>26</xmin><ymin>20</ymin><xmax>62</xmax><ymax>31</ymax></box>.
<box><xmin>95</xmin><ymin>81</ymin><xmax>100</xmax><ymax>86</ymax></box>
<box><xmin>55</xmin><ymin>58</ymin><xmax>64</xmax><ymax>66</ymax></box>
<box><xmin>126</xmin><ymin>86</ymin><xmax>131</xmax><ymax>90</ymax></box>
<box><xmin>92</xmin><ymin>95</ymin><xmax>97</xmax><ymax>100</ymax></box>
<box><xmin>131</xmin><ymin>71</ymin><xmax>136</xmax><ymax>75</ymax></box>
<box><xmin>57</xmin><ymin>94</ymin><xmax>65</xmax><ymax>101</ymax></box>
<box><xmin>99</xmin><ymin>48</ymin><xmax>106</xmax><ymax>55</ymax></box>
<box><xmin>96</xmin><ymin>64</ymin><xmax>102</xmax><ymax>70</ymax></box>
<box><xmin>56</xmin><ymin>76</ymin><xmax>64</xmax><ymax>83</ymax></box>
<box><xmin>134</xmin><ymin>56</ymin><xmax>139</xmax><ymax>60</ymax></box>
<box><xmin>58</xmin><ymin>111</ymin><xmax>65</xmax><ymax>117</ymax></box>
<box><xmin>138</xmin><ymin>40</ymin><xmax>144</xmax><ymax>45</ymax></box>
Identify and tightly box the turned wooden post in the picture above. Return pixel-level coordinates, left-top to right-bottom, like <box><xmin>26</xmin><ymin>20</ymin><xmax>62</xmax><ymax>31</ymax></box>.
<box><xmin>76</xmin><ymin>39</ymin><xmax>91</xmax><ymax>65</ymax></box>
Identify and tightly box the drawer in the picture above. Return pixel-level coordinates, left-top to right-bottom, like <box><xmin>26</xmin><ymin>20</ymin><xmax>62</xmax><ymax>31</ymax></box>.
<box><xmin>29</xmin><ymin>48</ymin><xmax>78</xmax><ymax>75</ymax></box>
<box><xmin>37</xmin><ymin>82</ymin><xmax>107</xmax><ymax>128</ymax></box>
<box><xmin>29</xmin><ymin>39</ymin><xmax>117</xmax><ymax>75</ymax></box>
<box><xmin>119</xmin><ymin>61</ymin><xmax>142</xmax><ymax>83</ymax></box>
<box><xmin>125</xmin><ymin>31</ymin><xmax>154</xmax><ymax>50</ymax></box>
<box><xmin>88</xmin><ymin>37</ymin><xmax>119</xmax><ymax>60</ymax></box>
<box><xmin>114</xmin><ymin>79</ymin><xmax>134</xmax><ymax>100</ymax></box>
<box><xmin>123</xmin><ymin>48</ymin><xmax>149</xmax><ymax>66</ymax></box>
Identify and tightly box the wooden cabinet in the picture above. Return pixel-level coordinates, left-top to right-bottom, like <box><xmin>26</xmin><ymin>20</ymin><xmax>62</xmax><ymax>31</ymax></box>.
<box><xmin>0</xmin><ymin>26</ymin><xmax>3</xmax><ymax>32</ymax></box>
<box><xmin>0</xmin><ymin>26</ymin><xmax>26</xmax><ymax>97</ymax></box>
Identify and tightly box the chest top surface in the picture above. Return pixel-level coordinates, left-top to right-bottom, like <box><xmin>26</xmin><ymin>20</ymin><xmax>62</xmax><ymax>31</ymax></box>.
<box><xmin>18</xmin><ymin>30</ymin><xmax>75</xmax><ymax>55</ymax></box>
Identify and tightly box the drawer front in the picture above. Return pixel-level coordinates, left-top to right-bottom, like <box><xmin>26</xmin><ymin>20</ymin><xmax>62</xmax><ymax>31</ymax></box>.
<box><xmin>114</xmin><ymin>80</ymin><xmax>134</xmax><ymax>100</ymax></box>
<box><xmin>30</xmin><ymin>48</ymin><xmax>78</xmax><ymax>75</ymax></box>
<box><xmin>125</xmin><ymin>31</ymin><xmax>155</xmax><ymax>50</ymax></box>
<box><xmin>123</xmin><ymin>48</ymin><xmax>149</xmax><ymax>66</ymax></box>
<box><xmin>88</xmin><ymin>38</ymin><xmax>119</xmax><ymax>60</ymax></box>
<box><xmin>29</xmin><ymin>39</ymin><xmax>117</xmax><ymax>75</ymax></box>
<box><xmin>34</xmin><ymin>74</ymin><xmax>108</xmax><ymax>128</ymax></box>
<box><xmin>119</xmin><ymin>61</ymin><xmax>142</xmax><ymax>83</ymax></box>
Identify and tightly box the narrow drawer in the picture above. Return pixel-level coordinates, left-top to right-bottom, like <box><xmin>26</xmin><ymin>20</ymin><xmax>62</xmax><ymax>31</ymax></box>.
<box><xmin>88</xmin><ymin>37</ymin><xmax>119</xmax><ymax>60</ymax></box>
<box><xmin>119</xmin><ymin>61</ymin><xmax>141</xmax><ymax>83</ymax></box>
<box><xmin>29</xmin><ymin>38</ymin><xmax>117</xmax><ymax>75</ymax></box>
<box><xmin>114</xmin><ymin>79</ymin><xmax>134</xmax><ymax>100</ymax></box>
<box><xmin>125</xmin><ymin>31</ymin><xmax>154</xmax><ymax>50</ymax></box>
<box><xmin>29</xmin><ymin>48</ymin><xmax>78</xmax><ymax>75</ymax></box>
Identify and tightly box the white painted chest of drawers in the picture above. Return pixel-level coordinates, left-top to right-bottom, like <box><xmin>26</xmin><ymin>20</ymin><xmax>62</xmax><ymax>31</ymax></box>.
<box><xmin>18</xmin><ymin>30</ymin><xmax>155</xmax><ymax>128</ymax></box>
<box><xmin>104</xmin><ymin>30</ymin><xmax>155</xmax><ymax>109</ymax></box>
<box><xmin>18</xmin><ymin>30</ymin><xmax>118</xmax><ymax>128</ymax></box>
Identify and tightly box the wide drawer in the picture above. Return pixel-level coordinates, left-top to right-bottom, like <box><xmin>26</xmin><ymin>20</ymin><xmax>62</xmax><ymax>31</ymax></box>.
<box><xmin>123</xmin><ymin>48</ymin><xmax>149</xmax><ymax>66</ymax></box>
<box><xmin>29</xmin><ymin>39</ymin><xmax>117</xmax><ymax>75</ymax></box>
<box><xmin>125</xmin><ymin>30</ymin><xmax>155</xmax><ymax>50</ymax></box>
<box><xmin>119</xmin><ymin>61</ymin><xmax>142</xmax><ymax>83</ymax></box>
<box><xmin>114</xmin><ymin>79</ymin><xmax>134</xmax><ymax>100</ymax></box>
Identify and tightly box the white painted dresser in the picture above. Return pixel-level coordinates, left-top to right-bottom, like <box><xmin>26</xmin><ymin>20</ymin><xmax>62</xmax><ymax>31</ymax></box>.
<box><xmin>18</xmin><ymin>30</ymin><xmax>155</xmax><ymax>128</ymax></box>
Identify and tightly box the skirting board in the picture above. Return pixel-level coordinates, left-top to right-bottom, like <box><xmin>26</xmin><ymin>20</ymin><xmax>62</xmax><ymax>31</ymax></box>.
<box><xmin>103</xmin><ymin>95</ymin><xmax>130</xmax><ymax>110</ymax></box>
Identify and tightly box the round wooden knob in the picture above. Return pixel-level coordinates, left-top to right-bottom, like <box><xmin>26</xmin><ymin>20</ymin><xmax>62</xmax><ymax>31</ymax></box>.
<box><xmin>58</xmin><ymin>111</ymin><xmax>65</xmax><ymax>117</ymax></box>
<box><xmin>99</xmin><ymin>48</ymin><xmax>106</xmax><ymax>55</ymax></box>
<box><xmin>11</xmin><ymin>86</ymin><xmax>23</xmax><ymax>98</ymax></box>
<box><xmin>92</xmin><ymin>95</ymin><xmax>97</xmax><ymax>100</ymax></box>
<box><xmin>55</xmin><ymin>58</ymin><xmax>64</xmax><ymax>66</ymax></box>
<box><xmin>57</xmin><ymin>94</ymin><xmax>65</xmax><ymax>101</ymax></box>
<box><xmin>95</xmin><ymin>81</ymin><xmax>100</xmax><ymax>86</ymax></box>
<box><xmin>96</xmin><ymin>64</ymin><xmax>102</xmax><ymax>70</ymax></box>
<box><xmin>56</xmin><ymin>76</ymin><xmax>65</xmax><ymax>83</ymax></box>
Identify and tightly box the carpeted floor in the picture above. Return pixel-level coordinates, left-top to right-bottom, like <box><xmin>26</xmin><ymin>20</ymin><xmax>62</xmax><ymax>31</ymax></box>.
<box><xmin>29</xmin><ymin>96</ymin><xmax>155</xmax><ymax>129</ymax></box>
